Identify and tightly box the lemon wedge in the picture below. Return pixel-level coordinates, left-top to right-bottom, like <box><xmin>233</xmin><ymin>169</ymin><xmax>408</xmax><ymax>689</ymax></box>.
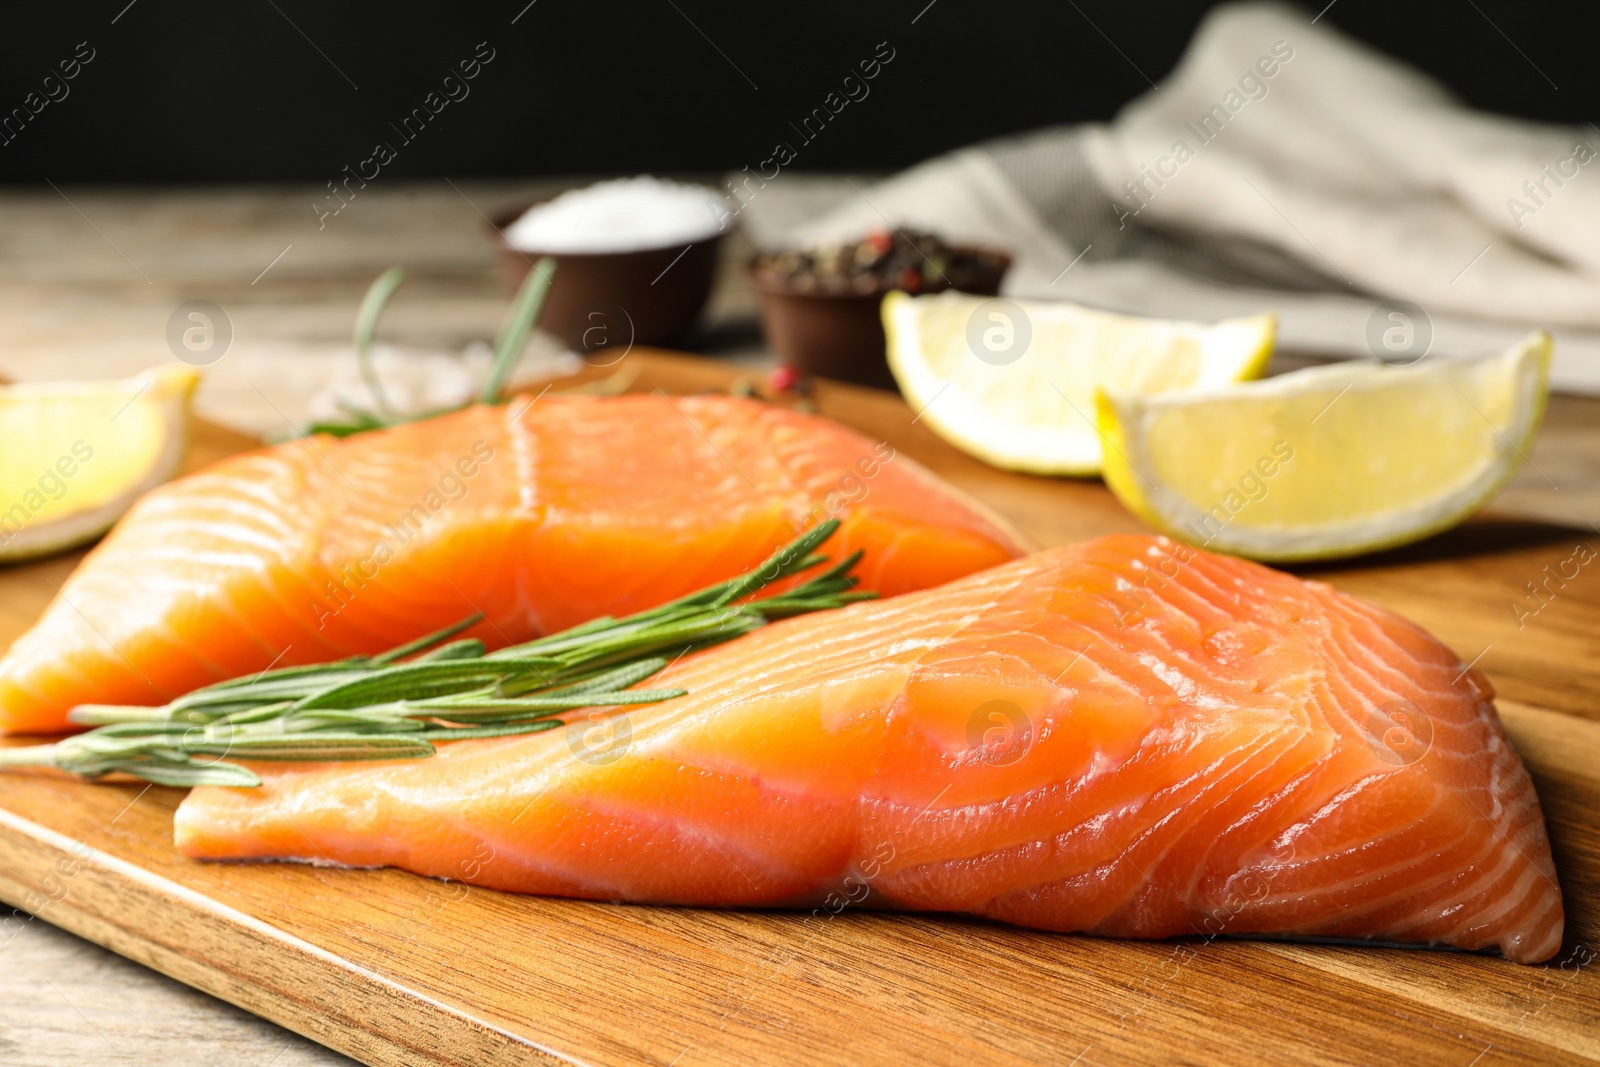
<box><xmin>883</xmin><ymin>290</ymin><xmax>1275</xmax><ymax>475</ymax></box>
<box><xmin>1096</xmin><ymin>333</ymin><xmax>1551</xmax><ymax>562</ymax></box>
<box><xmin>0</xmin><ymin>366</ymin><xmax>198</xmax><ymax>563</ymax></box>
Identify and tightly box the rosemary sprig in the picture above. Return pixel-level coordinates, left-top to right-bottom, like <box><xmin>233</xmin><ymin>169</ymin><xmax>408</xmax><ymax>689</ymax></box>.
<box><xmin>481</xmin><ymin>257</ymin><xmax>555</xmax><ymax>405</ymax></box>
<box><xmin>354</xmin><ymin>265</ymin><xmax>406</xmax><ymax>417</ymax></box>
<box><xmin>306</xmin><ymin>255</ymin><xmax>557</xmax><ymax>438</ymax></box>
<box><xmin>0</xmin><ymin>521</ymin><xmax>870</xmax><ymax>789</ymax></box>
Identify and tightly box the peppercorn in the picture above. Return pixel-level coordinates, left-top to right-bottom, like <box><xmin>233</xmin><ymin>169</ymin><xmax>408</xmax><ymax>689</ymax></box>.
<box><xmin>768</xmin><ymin>363</ymin><xmax>803</xmax><ymax>393</ymax></box>
<box><xmin>755</xmin><ymin>229</ymin><xmax>1003</xmax><ymax>297</ymax></box>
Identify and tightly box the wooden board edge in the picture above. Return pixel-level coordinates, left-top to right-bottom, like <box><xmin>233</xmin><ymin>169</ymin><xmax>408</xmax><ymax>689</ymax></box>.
<box><xmin>1499</xmin><ymin>701</ymin><xmax>1600</xmax><ymax>786</ymax></box>
<box><xmin>0</xmin><ymin>806</ymin><xmax>576</xmax><ymax>1067</ymax></box>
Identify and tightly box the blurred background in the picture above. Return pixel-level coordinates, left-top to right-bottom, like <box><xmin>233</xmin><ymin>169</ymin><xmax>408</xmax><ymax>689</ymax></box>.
<box><xmin>1</xmin><ymin>1</ymin><xmax>1593</xmax><ymax>425</ymax></box>
<box><xmin>2</xmin><ymin>0</ymin><xmax>1595</xmax><ymax>181</ymax></box>
<box><xmin>0</xmin><ymin>0</ymin><xmax>1595</xmax><ymax>453</ymax></box>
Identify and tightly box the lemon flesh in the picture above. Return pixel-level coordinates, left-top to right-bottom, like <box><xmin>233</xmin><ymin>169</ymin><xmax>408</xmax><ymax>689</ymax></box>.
<box><xmin>1097</xmin><ymin>333</ymin><xmax>1551</xmax><ymax>562</ymax></box>
<box><xmin>0</xmin><ymin>366</ymin><xmax>198</xmax><ymax>563</ymax></box>
<box><xmin>883</xmin><ymin>290</ymin><xmax>1275</xmax><ymax>475</ymax></box>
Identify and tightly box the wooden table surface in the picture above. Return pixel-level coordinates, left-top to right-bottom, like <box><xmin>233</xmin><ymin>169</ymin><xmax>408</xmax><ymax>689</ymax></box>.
<box><xmin>1</xmin><ymin>182</ymin><xmax>1598</xmax><ymax>1066</ymax></box>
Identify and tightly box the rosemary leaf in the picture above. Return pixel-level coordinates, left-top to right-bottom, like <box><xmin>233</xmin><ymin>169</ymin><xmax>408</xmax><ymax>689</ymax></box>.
<box><xmin>399</xmin><ymin>688</ymin><xmax>687</xmax><ymax>723</ymax></box>
<box><xmin>414</xmin><ymin>721</ymin><xmax>563</xmax><ymax>742</ymax></box>
<box><xmin>536</xmin><ymin>658</ymin><xmax>671</xmax><ymax>697</ymax></box>
<box><xmin>481</xmin><ymin>257</ymin><xmax>556</xmax><ymax>404</ymax></box>
<box><xmin>413</xmin><ymin>638</ymin><xmax>489</xmax><ymax>662</ymax></box>
<box><xmin>286</xmin><ymin>659</ymin><xmax>561</xmax><ymax>712</ymax></box>
<box><xmin>354</xmin><ymin>267</ymin><xmax>407</xmax><ymax>416</ymax></box>
<box><xmin>113</xmin><ymin>760</ymin><xmax>264</xmax><ymax>789</ymax></box>
<box><xmin>186</xmin><ymin>734</ymin><xmax>437</xmax><ymax>761</ymax></box>
<box><xmin>371</xmin><ymin>613</ymin><xmax>485</xmax><ymax>664</ymax></box>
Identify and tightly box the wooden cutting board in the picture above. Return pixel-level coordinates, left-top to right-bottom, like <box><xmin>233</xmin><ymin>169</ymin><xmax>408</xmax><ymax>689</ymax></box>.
<box><xmin>0</xmin><ymin>351</ymin><xmax>1595</xmax><ymax>1067</ymax></box>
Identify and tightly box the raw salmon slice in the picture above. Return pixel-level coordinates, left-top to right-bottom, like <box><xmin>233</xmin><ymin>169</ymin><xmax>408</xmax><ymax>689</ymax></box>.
<box><xmin>0</xmin><ymin>394</ymin><xmax>1024</xmax><ymax>735</ymax></box>
<box><xmin>176</xmin><ymin>535</ymin><xmax>1564</xmax><ymax>964</ymax></box>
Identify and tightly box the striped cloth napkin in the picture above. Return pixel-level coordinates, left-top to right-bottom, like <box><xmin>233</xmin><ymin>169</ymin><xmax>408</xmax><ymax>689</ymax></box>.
<box><xmin>748</xmin><ymin>2</ymin><xmax>1600</xmax><ymax>393</ymax></box>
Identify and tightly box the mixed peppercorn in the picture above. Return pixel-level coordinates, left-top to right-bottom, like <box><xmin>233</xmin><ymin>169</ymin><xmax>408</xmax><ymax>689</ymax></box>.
<box><xmin>753</xmin><ymin>230</ymin><xmax>1006</xmax><ymax>295</ymax></box>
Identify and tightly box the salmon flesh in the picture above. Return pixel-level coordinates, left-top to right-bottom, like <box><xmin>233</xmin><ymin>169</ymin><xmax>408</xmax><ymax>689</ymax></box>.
<box><xmin>0</xmin><ymin>395</ymin><xmax>1024</xmax><ymax>734</ymax></box>
<box><xmin>176</xmin><ymin>535</ymin><xmax>1564</xmax><ymax>964</ymax></box>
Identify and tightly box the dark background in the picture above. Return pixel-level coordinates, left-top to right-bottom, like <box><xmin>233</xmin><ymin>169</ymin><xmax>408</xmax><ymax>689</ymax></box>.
<box><xmin>0</xmin><ymin>0</ymin><xmax>1590</xmax><ymax>183</ymax></box>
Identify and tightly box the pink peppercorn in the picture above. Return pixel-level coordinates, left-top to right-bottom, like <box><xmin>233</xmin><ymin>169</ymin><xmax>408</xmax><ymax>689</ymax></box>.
<box><xmin>768</xmin><ymin>363</ymin><xmax>803</xmax><ymax>393</ymax></box>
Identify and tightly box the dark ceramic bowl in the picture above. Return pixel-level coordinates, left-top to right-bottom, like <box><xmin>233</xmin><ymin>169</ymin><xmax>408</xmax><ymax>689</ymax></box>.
<box><xmin>490</xmin><ymin>202</ymin><xmax>726</xmax><ymax>358</ymax></box>
<box><xmin>750</xmin><ymin>246</ymin><xmax>1011</xmax><ymax>389</ymax></box>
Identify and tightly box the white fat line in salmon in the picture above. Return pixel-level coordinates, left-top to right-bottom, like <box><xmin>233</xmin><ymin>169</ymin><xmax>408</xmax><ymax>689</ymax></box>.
<box><xmin>793</xmin><ymin>439</ymin><xmax>896</xmax><ymax>533</ymax></box>
<box><xmin>1120</xmin><ymin>434</ymin><xmax>1290</xmax><ymax>625</ymax></box>
<box><xmin>1118</xmin><ymin>540</ymin><xmax>1199</xmax><ymax>629</ymax></box>
<box><xmin>311</xmin><ymin>440</ymin><xmax>496</xmax><ymax>629</ymax></box>
<box><xmin>1112</xmin><ymin>440</ymin><xmax>1296</xmax><ymax>626</ymax></box>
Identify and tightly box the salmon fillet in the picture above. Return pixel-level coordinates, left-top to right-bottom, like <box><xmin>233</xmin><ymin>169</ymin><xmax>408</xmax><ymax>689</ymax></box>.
<box><xmin>0</xmin><ymin>394</ymin><xmax>1024</xmax><ymax>735</ymax></box>
<box><xmin>176</xmin><ymin>535</ymin><xmax>1564</xmax><ymax>963</ymax></box>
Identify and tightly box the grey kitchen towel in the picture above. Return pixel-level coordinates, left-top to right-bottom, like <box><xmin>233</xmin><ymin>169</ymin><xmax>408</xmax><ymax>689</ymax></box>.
<box><xmin>744</xmin><ymin>2</ymin><xmax>1600</xmax><ymax>393</ymax></box>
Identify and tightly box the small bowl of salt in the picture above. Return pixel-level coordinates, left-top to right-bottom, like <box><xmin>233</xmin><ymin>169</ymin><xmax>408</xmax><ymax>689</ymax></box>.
<box><xmin>491</xmin><ymin>177</ymin><xmax>730</xmax><ymax>359</ymax></box>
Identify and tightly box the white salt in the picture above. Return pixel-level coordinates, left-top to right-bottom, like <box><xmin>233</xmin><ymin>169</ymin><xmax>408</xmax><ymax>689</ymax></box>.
<box><xmin>503</xmin><ymin>177</ymin><xmax>729</xmax><ymax>254</ymax></box>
